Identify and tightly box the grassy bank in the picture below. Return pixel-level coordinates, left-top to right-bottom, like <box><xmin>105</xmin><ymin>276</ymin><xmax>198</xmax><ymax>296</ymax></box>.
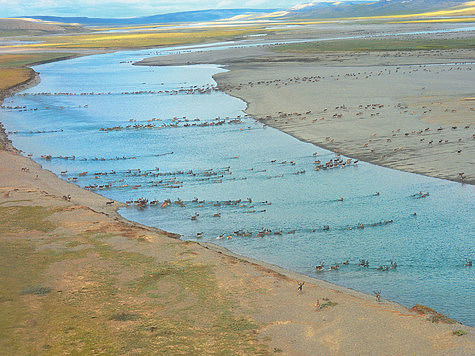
<box><xmin>13</xmin><ymin>27</ymin><xmax>267</xmax><ymax>49</ymax></box>
<box><xmin>0</xmin><ymin>53</ymin><xmax>75</xmax><ymax>91</ymax></box>
<box><xmin>0</xmin><ymin>67</ymin><xmax>34</xmax><ymax>91</ymax></box>
<box><xmin>0</xmin><ymin>203</ymin><xmax>267</xmax><ymax>354</ymax></box>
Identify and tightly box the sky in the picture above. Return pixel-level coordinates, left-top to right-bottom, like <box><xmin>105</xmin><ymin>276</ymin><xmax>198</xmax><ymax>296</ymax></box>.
<box><xmin>0</xmin><ymin>0</ymin><xmax>313</xmax><ymax>18</ymax></box>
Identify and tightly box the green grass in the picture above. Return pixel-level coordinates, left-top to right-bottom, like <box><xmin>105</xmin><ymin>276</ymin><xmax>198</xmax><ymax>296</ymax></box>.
<box><xmin>0</xmin><ymin>53</ymin><xmax>75</xmax><ymax>68</ymax></box>
<box><xmin>0</xmin><ymin>67</ymin><xmax>34</xmax><ymax>90</ymax></box>
<box><xmin>20</xmin><ymin>286</ymin><xmax>52</xmax><ymax>296</ymax></box>
<box><xmin>110</xmin><ymin>312</ymin><xmax>141</xmax><ymax>321</ymax></box>
<box><xmin>0</xmin><ymin>206</ymin><xmax>58</xmax><ymax>233</ymax></box>
<box><xmin>0</xmin><ymin>222</ymin><xmax>269</xmax><ymax>354</ymax></box>
<box><xmin>320</xmin><ymin>301</ymin><xmax>338</xmax><ymax>309</ymax></box>
<box><xmin>0</xmin><ymin>30</ymin><xmax>33</xmax><ymax>37</ymax></box>
<box><xmin>121</xmin><ymin>257</ymin><xmax>266</xmax><ymax>354</ymax></box>
<box><xmin>64</xmin><ymin>240</ymin><xmax>82</xmax><ymax>248</ymax></box>
<box><xmin>411</xmin><ymin>304</ymin><xmax>457</xmax><ymax>324</ymax></box>
<box><xmin>22</xmin><ymin>27</ymin><xmax>268</xmax><ymax>49</ymax></box>
<box><xmin>453</xmin><ymin>329</ymin><xmax>467</xmax><ymax>336</ymax></box>
<box><xmin>0</xmin><ymin>239</ymin><xmax>87</xmax><ymax>354</ymax></box>
<box><xmin>0</xmin><ymin>199</ymin><xmax>32</xmax><ymax>205</ymax></box>
<box><xmin>272</xmin><ymin>38</ymin><xmax>475</xmax><ymax>53</ymax></box>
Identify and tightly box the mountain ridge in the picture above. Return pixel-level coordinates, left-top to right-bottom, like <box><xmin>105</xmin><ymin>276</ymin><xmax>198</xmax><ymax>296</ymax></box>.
<box><xmin>15</xmin><ymin>0</ymin><xmax>475</xmax><ymax>26</ymax></box>
<box><xmin>19</xmin><ymin>9</ymin><xmax>279</xmax><ymax>26</ymax></box>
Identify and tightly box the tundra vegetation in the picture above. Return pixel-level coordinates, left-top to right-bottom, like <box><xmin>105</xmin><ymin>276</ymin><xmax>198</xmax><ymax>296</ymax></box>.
<box><xmin>0</xmin><ymin>204</ymin><xmax>267</xmax><ymax>354</ymax></box>
<box><xmin>0</xmin><ymin>53</ymin><xmax>75</xmax><ymax>91</ymax></box>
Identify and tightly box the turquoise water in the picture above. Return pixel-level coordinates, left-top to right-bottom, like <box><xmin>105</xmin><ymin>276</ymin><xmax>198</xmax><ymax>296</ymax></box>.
<box><xmin>1</xmin><ymin>46</ymin><xmax>473</xmax><ymax>325</ymax></box>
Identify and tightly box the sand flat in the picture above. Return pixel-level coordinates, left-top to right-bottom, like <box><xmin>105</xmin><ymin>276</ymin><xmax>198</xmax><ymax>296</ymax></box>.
<box><xmin>213</xmin><ymin>50</ymin><xmax>474</xmax><ymax>184</ymax></box>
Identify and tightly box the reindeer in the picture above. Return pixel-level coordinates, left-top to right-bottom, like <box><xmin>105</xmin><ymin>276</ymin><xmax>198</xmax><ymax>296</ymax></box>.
<box><xmin>315</xmin><ymin>299</ymin><xmax>321</xmax><ymax>311</ymax></box>
<box><xmin>374</xmin><ymin>290</ymin><xmax>381</xmax><ymax>302</ymax></box>
<box><xmin>358</xmin><ymin>259</ymin><xmax>369</xmax><ymax>267</ymax></box>
<box><xmin>315</xmin><ymin>262</ymin><xmax>325</xmax><ymax>271</ymax></box>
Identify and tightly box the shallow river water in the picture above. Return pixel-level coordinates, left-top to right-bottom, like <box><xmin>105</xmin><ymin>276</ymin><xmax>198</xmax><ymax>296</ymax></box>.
<box><xmin>1</xmin><ymin>43</ymin><xmax>473</xmax><ymax>325</ymax></box>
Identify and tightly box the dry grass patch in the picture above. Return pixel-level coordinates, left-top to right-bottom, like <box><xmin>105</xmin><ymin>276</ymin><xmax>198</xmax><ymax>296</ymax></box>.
<box><xmin>21</xmin><ymin>27</ymin><xmax>268</xmax><ymax>49</ymax></box>
<box><xmin>0</xmin><ymin>195</ymin><xmax>269</xmax><ymax>354</ymax></box>
<box><xmin>0</xmin><ymin>67</ymin><xmax>33</xmax><ymax>90</ymax></box>
<box><xmin>0</xmin><ymin>53</ymin><xmax>74</xmax><ymax>68</ymax></box>
<box><xmin>0</xmin><ymin>225</ymin><xmax>269</xmax><ymax>354</ymax></box>
<box><xmin>0</xmin><ymin>53</ymin><xmax>74</xmax><ymax>92</ymax></box>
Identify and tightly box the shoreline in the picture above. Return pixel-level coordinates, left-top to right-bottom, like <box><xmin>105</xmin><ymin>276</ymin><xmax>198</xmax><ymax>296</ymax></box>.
<box><xmin>210</xmin><ymin>49</ymin><xmax>474</xmax><ymax>185</ymax></box>
<box><xmin>140</xmin><ymin>53</ymin><xmax>475</xmax><ymax>185</ymax></box>
<box><xmin>0</xmin><ymin>77</ymin><xmax>434</xmax><ymax>313</ymax></box>
<box><xmin>0</xmin><ymin>51</ymin><xmax>455</xmax><ymax>307</ymax></box>
<box><xmin>1</xmin><ymin>47</ymin><xmax>473</xmax><ymax>354</ymax></box>
<box><xmin>0</xmin><ymin>46</ymin><xmax>471</xmax><ymax>312</ymax></box>
<box><xmin>215</xmin><ymin>84</ymin><xmax>473</xmax><ymax>186</ymax></box>
<box><xmin>0</xmin><ymin>54</ymin><xmax>181</xmax><ymax>238</ymax></box>
<box><xmin>0</xmin><ymin>70</ymin><xmax>39</xmax><ymax>152</ymax></box>
<box><xmin>135</xmin><ymin>21</ymin><xmax>474</xmax><ymax>185</ymax></box>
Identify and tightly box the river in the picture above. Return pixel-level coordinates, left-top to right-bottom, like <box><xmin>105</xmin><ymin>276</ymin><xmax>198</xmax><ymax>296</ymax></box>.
<box><xmin>1</xmin><ymin>40</ymin><xmax>473</xmax><ymax>325</ymax></box>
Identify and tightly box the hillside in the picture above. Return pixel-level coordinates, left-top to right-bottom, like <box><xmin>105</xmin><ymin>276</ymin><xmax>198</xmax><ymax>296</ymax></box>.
<box><xmin>14</xmin><ymin>1</ymin><xmax>475</xmax><ymax>27</ymax></box>
<box><xmin>0</xmin><ymin>18</ymin><xmax>86</xmax><ymax>35</ymax></box>
<box><xmin>286</xmin><ymin>0</ymin><xmax>473</xmax><ymax>19</ymax></box>
<box><xmin>21</xmin><ymin>9</ymin><xmax>277</xmax><ymax>26</ymax></box>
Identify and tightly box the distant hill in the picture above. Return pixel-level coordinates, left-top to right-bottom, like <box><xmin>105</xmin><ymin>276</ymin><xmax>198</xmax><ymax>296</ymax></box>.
<box><xmin>22</xmin><ymin>9</ymin><xmax>278</xmax><ymax>26</ymax></box>
<box><xmin>286</xmin><ymin>0</ymin><xmax>471</xmax><ymax>19</ymax></box>
<box><xmin>12</xmin><ymin>1</ymin><xmax>475</xmax><ymax>28</ymax></box>
<box><xmin>0</xmin><ymin>18</ymin><xmax>85</xmax><ymax>35</ymax></box>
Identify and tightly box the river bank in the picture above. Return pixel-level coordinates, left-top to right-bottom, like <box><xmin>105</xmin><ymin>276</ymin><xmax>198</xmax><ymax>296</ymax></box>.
<box><xmin>0</xmin><ymin>46</ymin><xmax>474</xmax><ymax>353</ymax></box>
<box><xmin>0</xmin><ymin>70</ymin><xmax>38</xmax><ymax>152</ymax></box>
<box><xmin>140</xmin><ymin>46</ymin><xmax>474</xmax><ymax>185</ymax></box>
